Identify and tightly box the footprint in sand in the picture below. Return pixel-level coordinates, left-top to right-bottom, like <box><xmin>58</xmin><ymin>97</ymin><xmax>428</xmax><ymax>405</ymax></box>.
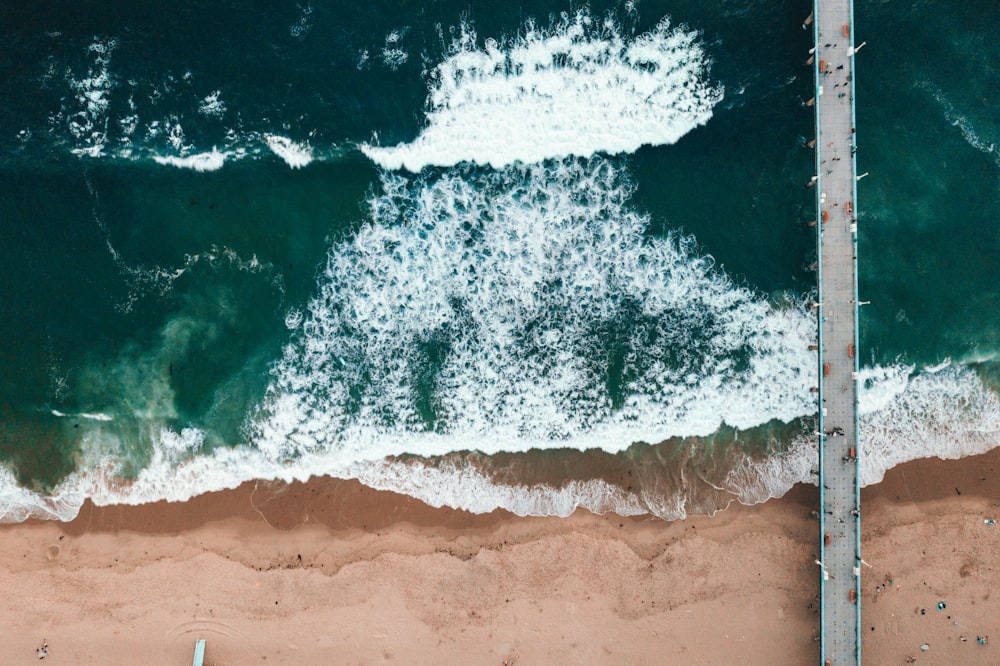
<box><xmin>46</xmin><ymin>545</ymin><xmax>60</xmax><ymax>562</ymax></box>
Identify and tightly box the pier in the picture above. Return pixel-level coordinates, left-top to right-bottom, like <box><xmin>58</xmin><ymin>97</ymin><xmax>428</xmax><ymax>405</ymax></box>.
<box><xmin>809</xmin><ymin>1</ymin><xmax>862</xmax><ymax>664</ymax></box>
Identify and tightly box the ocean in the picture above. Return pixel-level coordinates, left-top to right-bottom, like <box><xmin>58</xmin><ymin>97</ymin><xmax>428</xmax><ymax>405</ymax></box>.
<box><xmin>1</xmin><ymin>0</ymin><xmax>997</xmax><ymax>522</ymax></box>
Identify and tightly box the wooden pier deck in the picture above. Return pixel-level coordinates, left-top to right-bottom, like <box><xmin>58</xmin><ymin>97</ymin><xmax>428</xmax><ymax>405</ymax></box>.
<box><xmin>810</xmin><ymin>0</ymin><xmax>862</xmax><ymax>663</ymax></box>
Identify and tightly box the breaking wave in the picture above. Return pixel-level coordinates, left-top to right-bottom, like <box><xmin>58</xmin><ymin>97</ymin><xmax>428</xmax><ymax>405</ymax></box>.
<box><xmin>152</xmin><ymin>148</ymin><xmax>229</xmax><ymax>172</ymax></box>
<box><xmin>265</xmin><ymin>134</ymin><xmax>314</xmax><ymax>169</ymax></box>
<box><xmin>2</xmin><ymin>361</ymin><xmax>997</xmax><ymax>523</ymax></box>
<box><xmin>250</xmin><ymin>157</ymin><xmax>817</xmax><ymax>461</ymax></box>
<box><xmin>856</xmin><ymin>363</ymin><xmax>1000</xmax><ymax>486</ymax></box>
<box><xmin>724</xmin><ymin>363</ymin><xmax>1000</xmax><ymax>512</ymax></box>
<box><xmin>362</xmin><ymin>11</ymin><xmax>723</xmax><ymax>171</ymax></box>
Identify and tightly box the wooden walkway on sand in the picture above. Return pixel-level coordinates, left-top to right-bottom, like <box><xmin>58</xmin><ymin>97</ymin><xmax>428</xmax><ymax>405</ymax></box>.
<box><xmin>807</xmin><ymin>0</ymin><xmax>864</xmax><ymax>663</ymax></box>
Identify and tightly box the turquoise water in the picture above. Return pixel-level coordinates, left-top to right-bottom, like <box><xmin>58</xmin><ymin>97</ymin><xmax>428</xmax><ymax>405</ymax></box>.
<box><xmin>1</xmin><ymin>0</ymin><xmax>997</xmax><ymax>521</ymax></box>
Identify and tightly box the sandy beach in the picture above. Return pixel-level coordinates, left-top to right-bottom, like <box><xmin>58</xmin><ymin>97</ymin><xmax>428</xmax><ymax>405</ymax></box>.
<box><xmin>2</xmin><ymin>449</ymin><xmax>998</xmax><ymax>665</ymax></box>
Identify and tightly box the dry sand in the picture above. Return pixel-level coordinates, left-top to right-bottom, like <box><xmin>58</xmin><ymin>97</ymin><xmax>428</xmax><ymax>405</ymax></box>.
<box><xmin>1</xmin><ymin>449</ymin><xmax>998</xmax><ymax>665</ymax></box>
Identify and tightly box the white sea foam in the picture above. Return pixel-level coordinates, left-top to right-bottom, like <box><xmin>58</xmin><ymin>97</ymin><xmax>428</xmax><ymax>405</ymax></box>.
<box><xmin>166</xmin><ymin>120</ymin><xmax>187</xmax><ymax>151</ymax></box>
<box><xmin>290</xmin><ymin>3</ymin><xmax>314</xmax><ymax>39</ymax></box>
<box><xmin>198</xmin><ymin>90</ymin><xmax>227</xmax><ymax>119</ymax></box>
<box><xmin>381</xmin><ymin>29</ymin><xmax>410</xmax><ymax>70</ymax></box>
<box><xmin>856</xmin><ymin>364</ymin><xmax>1000</xmax><ymax>486</ymax></box>
<box><xmin>362</xmin><ymin>11</ymin><xmax>723</xmax><ymax>171</ymax></box>
<box><xmin>858</xmin><ymin>364</ymin><xmax>913</xmax><ymax>415</ymax></box>
<box><xmin>118</xmin><ymin>111</ymin><xmax>139</xmax><ymax>139</ymax></box>
<box><xmin>944</xmin><ymin>107</ymin><xmax>997</xmax><ymax>164</ymax></box>
<box><xmin>349</xmin><ymin>459</ymin><xmax>647</xmax><ymax>517</ymax></box>
<box><xmin>922</xmin><ymin>81</ymin><xmax>999</xmax><ymax>172</ymax></box>
<box><xmin>250</xmin><ymin>157</ymin><xmax>817</xmax><ymax>462</ymax></box>
<box><xmin>152</xmin><ymin>148</ymin><xmax>228</xmax><ymax>171</ymax></box>
<box><xmin>51</xmin><ymin>410</ymin><xmax>113</xmax><ymax>422</ymax></box>
<box><xmin>2</xmin><ymin>361</ymin><xmax>997</xmax><ymax>523</ymax></box>
<box><xmin>0</xmin><ymin>465</ymin><xmax>85</xmax><ymax>523</ymax></box>
<box><xmin>265</xmin><ymin>134</ymin><xmax>314</xmax><ymax>168</ymax></box>
<box><xmin>357</xmin><ymin>49</ymin><xmax>371</xmax><ymax>70</ymax></box>
<box><xmin>724</xmin><ymin>363</ymin><xmax>1000</xmax><ymax>504</ymax></box>
<box><xmin>723</xmin><ymin>433</ymin><xmax>819</xmax><ymax>509</ymax></box>
<box><xmin>56</xmin><ymin>38</ymin><xmax>118</xmax><ymax>157</ymax></box>
<box><xmin>80</xmin><ymin>412</ymin><xmax>114</xmax><ymax>422</ymax></box>
<box><xmin>43</xmin><ymin>40</ymin><xmax>341</xmax><ymax>168</ymax></box>
<box><xmin>284</xmin><ymin>308</ymin><xmax>304</xmax><ymax>330</ymax></box>
<box><xmin>41</xmin><ymin>41</ymin><xmax>263</xmax><ymax>165</ymax></box>
<box><xmin>924</xmin><ymin>358</ymin><xmax>952</xmax><ymax>374</ymax></box>
<box><xmin>0</xmin><ymin>429</ymin><xmax>648</xmax><ymax>522</ymax></box>
<box><xmin>70</xmin><ymin>40</ymin><xmax>115</xmax><ymax>120</ymax></box>
<box><xmin>71</xmin><ymin>144</ymin><xmax>107</xmax><ymax>158</ymax></box>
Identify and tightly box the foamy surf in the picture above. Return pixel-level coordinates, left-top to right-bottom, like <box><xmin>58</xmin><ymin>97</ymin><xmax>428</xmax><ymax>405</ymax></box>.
<box><xmin>3</xmin><ymin>361</ymin><xmax>998</xmax><ymax>523</ymax></box>
<box><xmin>2</xmin><ymin>358</ymin><xmax>998</xmax><ymax>524</ymax></box>
<box><xmin>152</xmin><ymin>148</ymin><xmax>228</xmax><ymax>172</ymax></box>
<box><xmin>361</xmin><ymin>12</ymin><xmax>723</xmax><ymax>171</ymax></box>
<box><xmin>857</xmin><ymin>363</ymin><xmax>1000</xmax><ymax>486</ymax></box>
<box><xmin>348</xmin><ymin>460</ymin><xmax>648</xmax><ymax>518</ymax></box>
<box><xmin>39</xmin><ymin>38</ymin><xmax>330</xmax><ymax>170</ymax></box>
<box><xmin>250</xmin><ymin>157</ymin><xmax>817</xmax><ymax>462</ymax></box>
<box><xmin>265</xmin><ymin>134</ymin><xmax>314</xmax><ymax>169</ymax></box>
<box><xmin>51</xmin><ymin>410</ymin><xmax>113</xmax><ymax>422</ymax></box>
<box><xmin>726</xmin><ymin>363</ymin><xmax>1000</xmax><ymax>507</ymax></box>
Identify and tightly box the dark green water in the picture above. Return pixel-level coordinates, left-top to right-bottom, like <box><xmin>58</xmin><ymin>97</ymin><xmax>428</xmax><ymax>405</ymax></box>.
<box><xmin>0</xmin><ymin>0</ymin><xmax>997</xmax><ymax>521</ymax></box>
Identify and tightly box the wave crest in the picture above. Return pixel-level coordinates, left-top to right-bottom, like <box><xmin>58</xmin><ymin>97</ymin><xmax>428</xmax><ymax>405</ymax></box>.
<box><xmin>2</xmin><ymin>363</ymin><xmax>997</xmax><ymax>523</ymax></box>
<box><xmin>250</xmin><ymin>157</ymin><xmax>816</xmax><ymax>462</ymax></box>
<box><xmin>362</xmin><ymin>12</ymin><xmax>723</xmax><ymax>171</ymax></box>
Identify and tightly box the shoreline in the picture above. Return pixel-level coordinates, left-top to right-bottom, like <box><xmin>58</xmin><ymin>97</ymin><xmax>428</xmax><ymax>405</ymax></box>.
<box><xmin>2</xmin><ymin>449</ymin><xmax>998</xmax><ymax>664</ymax></box>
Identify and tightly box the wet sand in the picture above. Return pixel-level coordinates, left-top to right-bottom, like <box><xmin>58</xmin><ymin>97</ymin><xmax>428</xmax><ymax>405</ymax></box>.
<box><xmin>1</xmin><ymin>448</ymin><xmax>998</xmax><ymax>664</ymax></box>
